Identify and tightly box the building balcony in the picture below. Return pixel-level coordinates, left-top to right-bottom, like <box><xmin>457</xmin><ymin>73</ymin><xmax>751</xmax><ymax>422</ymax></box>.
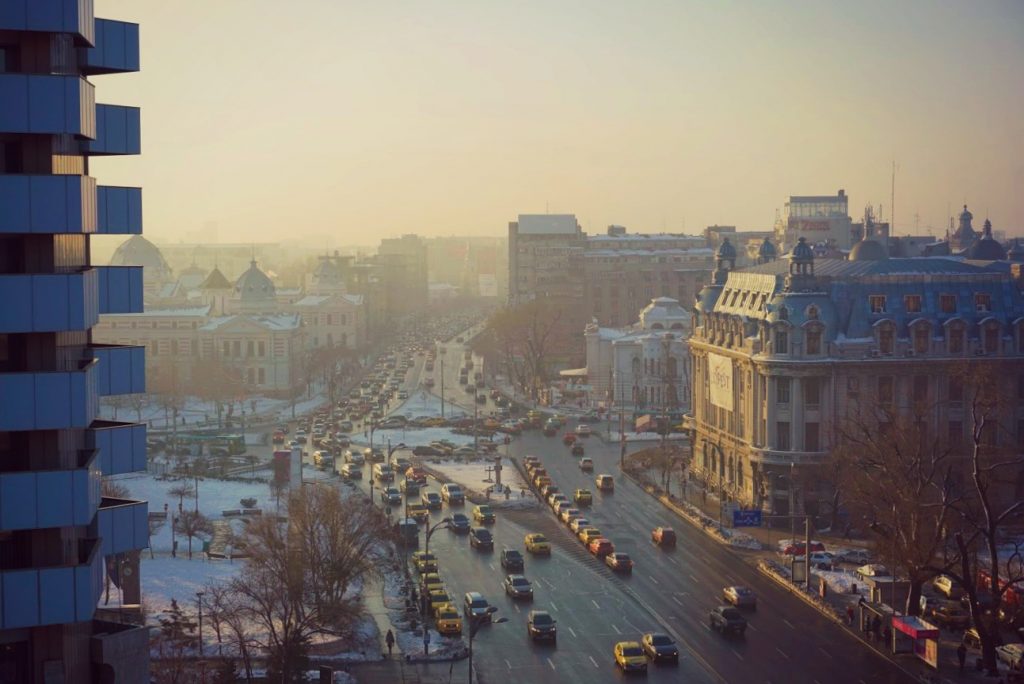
<box><xmin>0</xmin><ymin>538</ymin><xmax>103</xmax><ymax>629</ymax></box>
<box><xmin>81</xmin><ymin>18</ymin><xmax>140</xmax><ymax>75</ymax></box>
<box><xmin>97</xmin><ymin>266</ymin><xmax>143</xmax><ymax>314</ymax></box>
<box><xmin>88</xmin><ymin>420</ymin><xmax>147</xmax><ymax>476</ymax></box>
<box><xmin>749</xmin><ymin>448</ymin><xmax>827</xmax><ymax>466</ymax></box>
<box><xmin>0</xmin><ymin>360</ymin><xmax>96</xmax><ymax>431</ymax></box>
<box><xmin>0</xmin><ymin>174</ymin><xmax>97</xmax><ymax>234</ymax></box>
<box><xmin>0</xmin><ymin>0</ymin><xmax>95</xmax><ymax>45</ymax></box>
<box><xmin>96</xmin><ymin>185</ymin><xmax>143</xmax><ymax>234</ymax></box>
<box><xmin>91</xmin><ymin>620</ymin><xmax>150</xmax><ymax>682</ymax></box>
<box><xmin>0</xmin><ymin>449</ymin><xmax>100</xmax><ymax>532</ymax></box>
<box><xmin>0</xmin><ymin>268</ymin><xmax>99</xmax><ymax>333</ymax></box>
<box><xmin>92</xmin><ymin>497</ymin><xmax>149</xmax><ymax>557</ymax></box>
<box><xmin>91</xmin><ymin>344</ymin><xmax>145</xmax><ymax>396</ymax></box>
<box><xmin>85</xmin><ymin>104</ymin><xmax>141</xmax><ymax>156</ymax></box>
<box><xmin>0</xmin><ymin>74</ymin><xmax>95</xmax><ymax>138</ymax></box>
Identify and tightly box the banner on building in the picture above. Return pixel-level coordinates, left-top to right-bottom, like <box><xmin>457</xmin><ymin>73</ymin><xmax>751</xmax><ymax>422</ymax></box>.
<box><xmin>707</xmin><ymin>353</ymin><xmax>733</xmax><ymax>409</ymax></box>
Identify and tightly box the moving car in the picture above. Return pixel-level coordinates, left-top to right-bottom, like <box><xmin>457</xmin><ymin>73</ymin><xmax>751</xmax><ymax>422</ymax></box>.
<box><xmin>504</xmin><ymin>575</ymin><xmax>534</xmax><ymax>600</ymax></box>
<box><xmin>469</xmin><ymin>527</ymin><xmax>494</xmax><ymax>551</ymax></box>
<box><xmin>574</xmin><ymin>489</ymin><xmax>593</xmax><ymax>506</ymax></box>
<box><xmin>574</xmin><ymin>424</ymin><xmax>592</xmax><ymax>436</ymax></box>
<box><xmin>709</xmin><ymin>606</ymin><xmax>747</xmax><ymax>635</ymax></box>
<box><xmin>614</xmin><ymin>642</ymin><xmax>648</xmax><ymax>672</ymax></box>
<box><xmin>641</xmin><ymin>632</ymin><xmax>679</xmax><ymax>662</ymax></box>
<box><xmin>448</xmin><ymin>513</ymin><xmax>471</xmax><ymax>534</ymax></box>
<box><xmin>578</xmin><ymin>457</ymin><xmax>594</xmax><ymax>471</ymax></box>
<box><xmin>606</xmin><ymin>552</ymin><xmax>633</xmax><ymax>573</ymax></box>
<box><xmin>855</xmin><ymin>564</ymin><xmax>890</xmax><ymax>579</ymax></box>
<box><xmin>373</xmin><ymin>463</ymin><xmax>394</xmax><ymax>482</ymax></box>
<box><xmin>400</xmin><ymin>478</ymin><xmax>420</xmax><ymax>495</ymax></box>
<box><xmin>405</xmin><ymin>466</ymin><xmax>428</xmax><ymax>484</ymax></box>
<box><xmin>421</xmin><ymin>491</ymin><xmax>442</xmax><ymax>510</ymax></box>
<box><xmin>435</xmin><ymin>605</ymin><xmax>463</xmax><ymax>636</ymax></box>
<box><xmin>344</xmin><ymin>450</ymin><xmax>365</xmax><ymax>465</ymax></box>
<box><xmin>723</xmin><ymin>586</ymin><xmax>757</xmax><ymax>610</ymax></box>
<box><xmin>340</xmin><ymin>463</ymin><xmax>362</xmax><ymax>479</ymax></box>
<box><xmin>651</xmin><ymin>527</ymin><xmax>677</xmax><ymax>547</ymax></box>
<box><xmin>595</xmin><ymin>474</ymin><xmax>614</xmax><ymax>492</ymax></box>
<box><xmin>379</xmin><ymin>486</ymin><xmax>402</xmax><ymax>507</ymax></box>
<box><xmin>527</xmin><ymin>610</ymin><xmax>557</xmax><ymax>642</ymax></box>
<box><xmin>463</xmin><ymin>592</ymin><xmax>493</xmax><ymax>622</ymax></box>
<box><xmin>440</xmin><ymin>483</ymin><xmax>465</xmax><ymax>505</ymax></box>
<box><xmin>571</xmin><ymin>443</ymin><xmax>585</xmax><ymax>456</ymax></box>
<box><xmin>500</xmin><ymin>548</ymin><xmax>524</xmax><ymax>571</ymax></box>
<box><xmin>525</xmin><ymin>533</ymin><xmax>551</xmax><ymax>555</ymax></box>
<box><xmin>473</xmin><ymin>505</ymin><xmax>496</xmax><ymax>524</ymax></box>
<box><xmin>406</xmin><ymin>504</ymin><xmax>429</xmax><ymax>523</ymax></box>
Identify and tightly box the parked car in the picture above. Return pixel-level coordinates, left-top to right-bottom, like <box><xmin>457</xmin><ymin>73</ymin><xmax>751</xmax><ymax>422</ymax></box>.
<box><xmin>933</xmin><ymin>575</ymin><xmax>963</xmax><ymax>599</ymax></box>
<box><xmin>606</xmin><ymin>552</ymin><xmax>633</xmax><ymax>573</ymax></box>
<box><xmin>782</xmin><ymin>540</ymin><xmax>826</xmax><ymax>556</ymax></box>
<box><xmin>413</xmin><ymin>445</ymin><xmax>445</xmax><ymax>457</ymax></box>
<box><xmin>928</xmin><ymin>602</ymin><xmax>970</xmax><ymax>630</ymax></box>
<box><xmin>855</xmin><ymin>564</ymin><xmax>890</xmax><ymax>579</ymax></box>
<box><xmin>834</xmin><ymin>548</ymin><xmax>872</xmax><ymax>564</ymax></box>
<box><xmin>560</xmin><ymin>507</ymin><xmax>581</xmax><ymax>524</ymax></box>
<box><xmin>808</xmin><ymin>551</ymin><xmax>835</xmax><ymax>570</ymax></box>
<box><xmin>588</xmin><ymin>538</ymin><xmax>615</xmax><ymax>558</ymax></box>
<box><xmin>996</xmin><ymin>643</ymin><xmax>1024</xmax><ymax>671</ymax></box>
<box><xmin>651</xmin><ymin>527</ymin><xmax>677</xmax><ymax>547</ymax></box>
<box><xmin>722</xmin><ymin>586</ymin><xmax>757</xmax><ymax>610</ymax></box>
<box><xmin>709</xmin><ymin>606</ymin><xmax>747</xmax><ymax>636</ymax></box>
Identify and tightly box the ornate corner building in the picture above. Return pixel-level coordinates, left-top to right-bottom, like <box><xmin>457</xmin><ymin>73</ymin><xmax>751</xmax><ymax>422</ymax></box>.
<box><xmin>688</xmin><ymin>231</ymin><xmax>1024</xmax><ymax>519</ymax></box>
<box><xmin>0</xmin><ymin>2</ymin><xmax>149</xmax><ymax>680</ymax></box>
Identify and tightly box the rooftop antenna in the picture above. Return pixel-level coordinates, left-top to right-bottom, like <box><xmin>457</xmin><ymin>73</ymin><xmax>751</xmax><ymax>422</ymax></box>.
<box><xmin>890</xmin><ymin>160</ymin><xmax>897</xmax><ymax>237</ymax></box>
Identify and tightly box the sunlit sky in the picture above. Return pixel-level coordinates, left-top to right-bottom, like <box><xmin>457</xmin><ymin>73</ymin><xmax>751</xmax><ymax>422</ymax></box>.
<box><xmin>92</xmin><ymin>1</ymin><xmax>1024</xmax><ymax>245</ymax></box>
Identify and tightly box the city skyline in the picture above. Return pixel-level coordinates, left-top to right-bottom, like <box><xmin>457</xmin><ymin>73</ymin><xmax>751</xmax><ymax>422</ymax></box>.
<box><xmin>93</xmin><ymin>0</ymin><xmax>1024</xmax><ymax>243</ymax></box>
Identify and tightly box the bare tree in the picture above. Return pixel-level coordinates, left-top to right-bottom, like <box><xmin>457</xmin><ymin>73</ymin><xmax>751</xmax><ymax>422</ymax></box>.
<box><xmin>102</xmin><ymin>478</ymin><xmax>131</xmax><ymax>500</ymax></box>
<box><xmin>174</xmin><ymin>510</ymin><xmax>214</xmax><ymax>560</ymax></box>
<box><xmin>167</xmin><ymin>482</ymin><xmax>195</xmax><ymax>513</ymax></box>
<box><xmin>147</xmin><ymin>516</ymin><xmax>165</xmax><ymax>560</ymax></box>
<box><xmin>479</xmin><ymin>299</ymin><xmax>571</xmax><ymax>400</ymax></box>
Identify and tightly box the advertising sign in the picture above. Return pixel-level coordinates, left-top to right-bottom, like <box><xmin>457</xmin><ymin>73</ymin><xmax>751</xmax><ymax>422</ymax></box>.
<box><xmin>733</xmin><ymin>509</ymin><xmax>763</xmax><ymax>527</ymax></box>
<box><xmin>707</xmin><ymin>353</ymin><xmax>733</xmax><ymax>410</ymax></box>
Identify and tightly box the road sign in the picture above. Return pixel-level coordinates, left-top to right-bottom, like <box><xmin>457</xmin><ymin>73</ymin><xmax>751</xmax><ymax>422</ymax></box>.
<box><xmin>732</xmin><ymin>509</ymin><xmax>762</xmax><ymax>527</ymax></box>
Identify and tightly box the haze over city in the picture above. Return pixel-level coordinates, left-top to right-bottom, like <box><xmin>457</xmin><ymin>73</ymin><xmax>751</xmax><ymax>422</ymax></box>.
<box><xmin>93</xmin><ymin>0</ymin><xmax>1024</xmax><ymax>244</ymax></box>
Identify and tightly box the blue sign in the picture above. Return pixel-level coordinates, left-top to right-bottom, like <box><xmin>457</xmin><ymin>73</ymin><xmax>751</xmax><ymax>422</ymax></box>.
<box><xmin>733</xmin><ymin>509</ymin><xmax>762</xmax><ymax>527</ymax></box>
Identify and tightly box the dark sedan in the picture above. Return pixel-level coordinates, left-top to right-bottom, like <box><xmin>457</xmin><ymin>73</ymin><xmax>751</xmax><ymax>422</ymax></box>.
<box><xmin>641</xmin><ymin>632</ymin><xmax>679</xmax><ymax>662</ymax></box>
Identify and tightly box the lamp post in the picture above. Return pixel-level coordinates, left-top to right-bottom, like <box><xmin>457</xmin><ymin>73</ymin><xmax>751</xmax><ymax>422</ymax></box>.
<box><xmin>440</xmin><ymin>356</ymin><xmax>445</xmax><ymax>418</ymax></box>
<box><xmin>468</xmin><ymin>609</ymin><xmax>506</xmax><ymax>684</ymax></box>
<box><xmin>421</xmin><ymin>518</ymin><xmax>452</xmax><ymax>614</ymax></box>
<box><xmin>196</xmin><ymin>591</ymin><xmax>205</xmax><ymax>657</ymax></box>
<box><xmin>387</xmin><ymin>439</ymin><xmax>406</xmax><ymax>469</ymax></box>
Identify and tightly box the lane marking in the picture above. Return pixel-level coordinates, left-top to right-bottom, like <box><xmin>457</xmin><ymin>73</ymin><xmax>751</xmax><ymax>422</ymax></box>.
<box><xmin>732</xmin><ymin>649</ymin><xmax>744</xmax><ymax>661</ymax></box>
<box><xmin>514</xmin><ymin>603</ymin><xmax>521</xmax><ymax>613</ymax></box>
<box><xmin>546</xmin><ymin>658</ymin><xmax>555</xmax><ymax>671</ymax></box>
<box><xmin>550</xmin><ymin>601</ymin><xmax>558</xmax><ymax>612</ymax></box>
<box><xmin>775</xmin><ymin>647</ymin><xmax>790</xmax><ymax>660</ymax></box>
<box><xmin>612</xmin><ymin>624</ymin><xmax>621</xmax><ymax>634</ymax></box>
<box><xmin>782</xmin><ymin>618</ymin><xmax>795</xmax><ymax>630</ymax></box>
<box><xmin>591</xmin><ymin>599</ymin><xmax>600</xmax><ymax>609</ymax></box>
<box><xmin>672</xmin><ymin>596</ymin><xmax>684</xmax><ymax>606</ymax></box>
<box><xmin>666</xmin><ymin>556</ymin><xmax>679</xmax><ymax>565</ymax></box>
<box><xmin>505</xmin><ymin>659</ymin><xmax>511</xmax><ymax>670</ymax></box>
<box><xmin>649</xmin><ymin>575</ymin><xmax>660</xmax><ymax>585</ymax></box>
<box><xmin>690</xmin><ymin>574</ymin><xmax>699</xmax><ymax>582</ymax></box>
<box><xmin>567</xmin><ymin>626</ymin><xmax>577</xmax><ymax>638</ymax></box>
<box><xmin>746</xmin><ymin>622</ymin><xmax>757</xmax><ymax>632</ymax></box>
<box><xmin>589</xmin><ymin>655</ymin><xmax>599</xmax><ymax>668</ymax></box>
<box><xmin>818</xmin><ymin>646</ymin><xmax>832</xmax><ymax>659</ymax></box>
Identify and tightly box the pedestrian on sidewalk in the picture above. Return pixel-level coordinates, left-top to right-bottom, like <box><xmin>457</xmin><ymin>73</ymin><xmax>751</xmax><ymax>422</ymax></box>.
<box><xmin>845</xmin><ymin>605</ymin><xmax>854</xmax><ymax>625</ymax></box>
<box><xmin>957</xmin><ymin>642</ymin><xmax>967</xmax><ymax>672</ymax></box>
<box><xmin>385</xmin><ymin>629</ymin><xmax>395</xmax><ymax>657</ymax></box>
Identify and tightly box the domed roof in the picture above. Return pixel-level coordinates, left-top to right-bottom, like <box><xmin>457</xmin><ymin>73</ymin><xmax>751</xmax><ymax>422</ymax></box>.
<box><xmin>968</xmin><ymin>220</ymin><xmax>1007</xmax><ymax>260</ymax></box>
<box><xmin>235</xmin><ymin>259</ymin><xmax>276</xmax><ymax>302</ymax></box>
<box><xmin>789</xmin><ymin>236</ymin><xmax>814</xmax><ymax>262</ymax></box>
<box><xmin>758</xmin><ymin>237</ymin><xmax>777</xmax><ymax>258</ymax></box>
<box><xmin>849</xmin><ymin>237</ymin><xmax>888</xmax><ymax>261</ymax></box>
<box><xmin>199</xmin><ymin>266</ymin><xmax>232</xmax><ymax>290</ymax></box>
<box><xmin>1007</xmin><ymin>239</ymin><xmax>1024</xmax><ymax>262</ymax></box>
<box><xmin>639</xmin><ymin>297</ymin><xmax>691</xmax><ymax>331</ymax></box>
<box><xmin>716</xmin><ymin>237</ymin><xmax>737</xmax><ymax>260</ymax></box>
<box><xmin>110</xmin><ymin>235</ymin><xmax>172</xmax><ymax>283</ymax></box>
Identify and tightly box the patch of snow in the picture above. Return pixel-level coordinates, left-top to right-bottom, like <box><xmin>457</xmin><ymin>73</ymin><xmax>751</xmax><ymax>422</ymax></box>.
<box><xmin>424</xmin><ymin>460</ymin><xmax>535</xmax><ymax>509</ymax></box>
<box><xmin>607</xmin><ymin>431</ymin><xmax>690</xmax><ymax>443</ymax></box>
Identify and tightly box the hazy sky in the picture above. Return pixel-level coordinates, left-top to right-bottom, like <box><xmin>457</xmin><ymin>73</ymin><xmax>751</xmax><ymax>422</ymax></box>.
<box><xmin>92</xmin><ymin>0</ymin><xmax>1024</xmax><ymax>244</ymax></box>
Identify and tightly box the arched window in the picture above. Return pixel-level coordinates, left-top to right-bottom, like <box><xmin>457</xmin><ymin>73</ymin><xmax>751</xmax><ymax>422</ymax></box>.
<box><xmin>778</xmin><ymin>306</ymin><xmax>789</xmax><ymax>321</ymax></box>
<box><xmin>876</xmin><ymin>321</ymin><xmax>895</xmax><ymax>354</ymax></box>
<box><xmin>651</xmin><ymin>322</ymin><xmax>664</xmax><ymax>330</ymax></box>
<box><xmin>632</xmin><ymin>357</ymin><xmax>641</xmax><ymax>376</ymax></box>
<box><xmin>912</xmin><ymin>322</ymin><xmax>930</xmax><ymax>354</ymax></box>
<box><xmin>806</xmin><ymin>305</ymin><xmax>819</xmax><ymax>320</ymax></box>
<box><xmin>775</xmin><ymin>327</ymin><xmax>789</xmax><ymax>354</ymax></box>
<box><xmin>947</xmin><ymin>322</ymin><xmax>965</xmax><ymax>354</ymax></box>
<box><xmin>804</xmin><ymin>323</ymin><xmax>823</xmax><ymax>356</ymax></box>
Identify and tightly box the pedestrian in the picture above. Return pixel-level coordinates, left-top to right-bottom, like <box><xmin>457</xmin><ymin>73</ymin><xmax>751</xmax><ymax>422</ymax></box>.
<box><xmin>521</xmin><ymin>488</ymin><xmax>526</xmax><ymax>499</ymax></box>
<box><xmin>504</xmin><ymin>487</ymin><xmax>510</xmax><ymax>500</ymax></box>
<box><xmin>871</xmin><ymin>615</ymin><xmax>882</xmax><ymax>641</ymax></box>
<box><xmin>385</xmin><ymin>629</ymin><xmax>395</xmax><ymax>657</ymax></box>
<box><xmin>957</xmin><ymin>642</ymin><xmax>967</xmax><ymax>672</ymax></box>
<box><xmin>845</xmin><ymin>605</ymin><xmax>855</xmax><ymax>626</ymax></box>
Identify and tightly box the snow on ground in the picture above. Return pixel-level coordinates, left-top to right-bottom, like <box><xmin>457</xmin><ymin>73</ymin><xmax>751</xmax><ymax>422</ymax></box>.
<box><xmin>141</xmin><ymin>555</ymin><xmax>241</xmax><ymax>618</ymax></box>
<box><xmin>606</xmin><ymin>431</ymin><xmax>690</xmax><ymax>443</ymax></box>
<box><xmin>380</xmin><ymin>557</ymin><xmax>467</xmax><ymax>662</ymax></box>
<box><xmin>816</xmin><ymin>569</ymin><xmax>861</xmax><ymax>596</ymax></box>
<box><xmin>424</xmin><ymin>459</ymin><xmax>535</xmax><ymax>509</ymax></box>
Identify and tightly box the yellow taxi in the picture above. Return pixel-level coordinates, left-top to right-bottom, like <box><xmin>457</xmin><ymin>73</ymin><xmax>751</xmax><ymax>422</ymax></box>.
<box><xmin>435</xmin><ymin>604</ymin><xmax>463</xmax><ymax>635</ymax></box>
<box><xmin>428</xmin><ymin>589</ymin><xmax>452</xmax><ymax>615</ymax></box>
<box><xmin>614</xmin><ymin>641</ymin><xmax>648</xmax><ymax>672</ymax></box>
<box><xmin>578</xmin><ymin>527</ymin><xmax>602</xmax><ymax>545</ymax></box>
<box><xmin>406</xmin><ymin>504</ymin><xmax>430</xmax><ymax>523</ymax></box>
<box><xmin>574</xmin><ymin>489</ymin><xmax>593</xmax><ymax>506</ymax></box>
<box><xmin>420</xmin><ymin>572</ymin><xmax>443</xmax><ymax>594</ymax></box>
<box><xmin>524</xmin><ymin>533</ymin><xmax>552</xmax><ymax>555</ymax></box>
<box><xmin>534</xmin><ymin>474</ymin><xmax>552</xmax><ymax>488</ymax></box>
<box><xmin>412</xmin><ymin>551</ymin><xmax>438</xmax><ymax>574</ymax></box>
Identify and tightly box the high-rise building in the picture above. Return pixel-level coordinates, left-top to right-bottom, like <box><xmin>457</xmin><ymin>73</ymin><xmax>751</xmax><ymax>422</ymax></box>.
<box><xmin>378</xmin><ymin>234</ymin><xmax>428</xmax><ymax>314</ymax></box>
<box><xmin>0</xmin><ymin>4</ymin><xmax>150</xmax><ymax>680</ymax></box>
<box><xmin>508</xmin><ymin>214</ymin><xmax>585</xmax><ymax>305</ymax></box>
<box><xmin>774</xmin><ymin>189</ymin><xmax>854</xmax><ymax>252</ymax></box>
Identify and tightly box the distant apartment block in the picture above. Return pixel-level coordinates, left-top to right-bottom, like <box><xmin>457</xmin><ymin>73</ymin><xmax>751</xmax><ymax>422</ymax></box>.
<box><xmin>0</xmin><ymin>3</ymin><xmax>150</xmax><ymax>680</ymax></box>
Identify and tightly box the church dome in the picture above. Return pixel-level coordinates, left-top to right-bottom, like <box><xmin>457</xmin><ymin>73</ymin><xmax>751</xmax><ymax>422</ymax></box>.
<box><xmin>967</xmin><ymin>219</ymin><xmax>1007</xmax><ymax>260</ymax></box>
<box><xmin>235</xmin><ymin>260</ymin><xmax>276</xmax><ymax>303</ymax></box>
<box><xmin>789</xmin><ymin>236</ymin><xmax>814</xmax><ymax>262</ymax></box>
<box><xmin>716</xmin><ymin>237</ymin><xmax>737</xmax><ymax>260</ymax></box>
<box><xmin>758</xmin><ymin>237</ymin><xmax>777</xmax><ymax>260</ymax></box>
<box><xmin>849</xmin><ymin>237</ymin><xmax>888</xmax><ymax>261</ymax></box>
<box><xmin>1007</xmin><ymin>239</ymin><xmax>1024</xmax><ymax>262</ymax></box>
<box><xmin>110</xmin><ymin>235</ymin><xmax>172</xmax><ymax>284</ymax></box>
<box><xmin>639</xmin><ymin>297</ymin><xmax>691</xmax><ymax>331</ymax></box>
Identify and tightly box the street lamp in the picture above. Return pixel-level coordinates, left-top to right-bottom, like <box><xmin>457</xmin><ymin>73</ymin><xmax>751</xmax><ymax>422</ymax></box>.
<box><xmin>421</xmin><ymin>518</ymin><xmax>452</xmax><ymax>614</ymax></box>
<box><xmin>468</xmin><ymin>609</ymin><xmax>505</xmax><ymax>684</ymax></box>
<box><xmin>196</xmin><ymin>591</ymin><xmax>205</xmax><ymax>657</ymax></box>
<box><xmin>387</xmin><ymin>439</ymin><xmax>406</xmax><ymax>468</ymax></box>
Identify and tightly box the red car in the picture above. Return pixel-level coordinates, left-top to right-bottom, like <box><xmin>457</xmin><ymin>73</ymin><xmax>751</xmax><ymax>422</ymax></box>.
<box><xmin>782</xmin><ymin>541</ymin><xmax>826</xmax><ymax>556</ymax></box>
<box><xmin>651</xmin><ymin>527</ymin><xmax>677</xmax><ymax>547</ymax></box>
<box><xmin>405</xmin><ymin>466</ymin><xmax>428</xmax><ymax>485</ymax></box>
<box><xmin>588</xmin><ymin>538</ymin><xmax>615</xmax><ymax>557</ymax></box>
<box><xmin>562</xmin><ymin>434</ymin><xmax>577</xmax><ymax>446</ymax></box>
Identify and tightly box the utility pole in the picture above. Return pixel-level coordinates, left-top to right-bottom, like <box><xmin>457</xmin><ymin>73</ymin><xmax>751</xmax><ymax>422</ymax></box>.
<box><xmin>440</xmin><ymin>355</ymin><xmax>445</xmax><ymax>418</ymax></box>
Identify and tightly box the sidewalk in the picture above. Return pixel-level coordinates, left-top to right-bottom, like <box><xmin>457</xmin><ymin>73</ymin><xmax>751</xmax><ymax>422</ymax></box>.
<box><xmin>347</xmin><ymin>659</ymin><xmax>456</xmax><ymax>684</ymax></box>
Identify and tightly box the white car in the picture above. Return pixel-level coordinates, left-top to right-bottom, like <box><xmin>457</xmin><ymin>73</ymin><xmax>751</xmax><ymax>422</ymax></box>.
<box><xmin>996</xmin><ymin>643</ymin><xmax>1023</xmax><ymax>671</ymax></box>
<box><xmin>808</xmin><ymin>552</ymin><xmax>835</xmax><ymax>570</ymax></box>
<box><xmin>855</xmin><ymin>564</ymin><xmax>890</xmax><ymax>579</ymax></box>
<box><xmin>574</xmin><ymin>424</ymin><xmax>592</xmax><ymax>436</ymax></box>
